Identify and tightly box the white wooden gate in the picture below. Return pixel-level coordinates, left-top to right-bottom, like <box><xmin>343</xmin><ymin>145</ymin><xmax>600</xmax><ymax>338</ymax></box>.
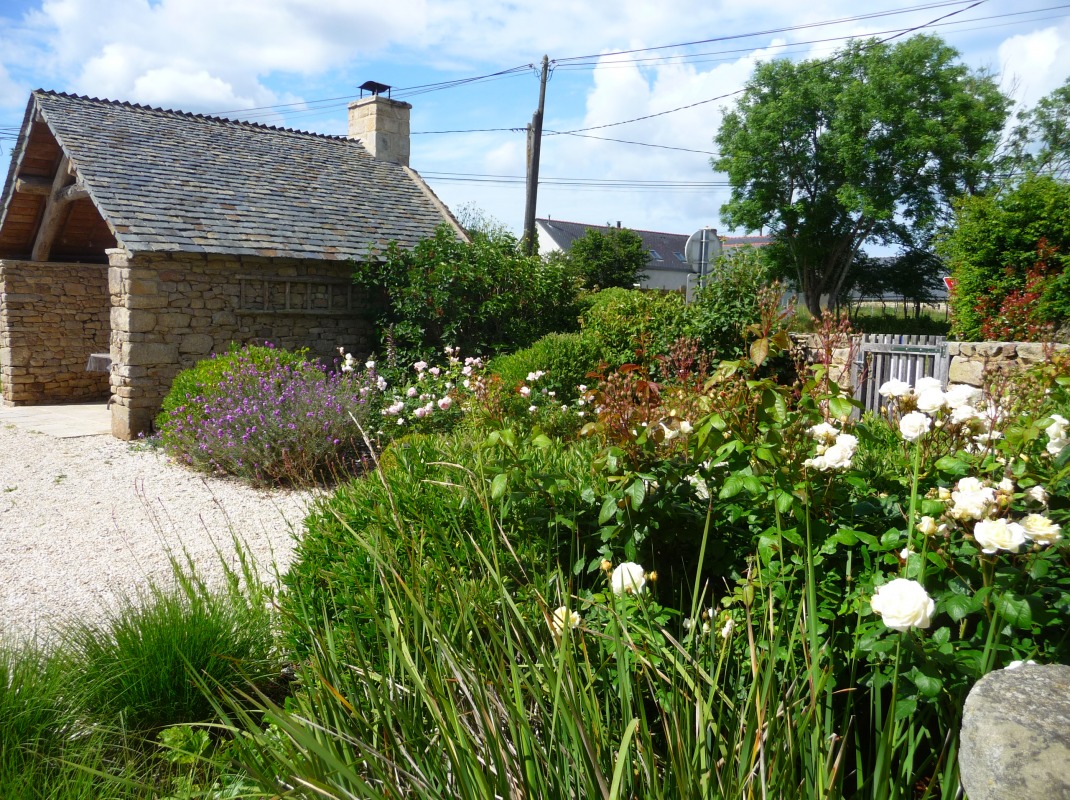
<box><xmin>850</xmin><ymin>334</ymin><xmax>950</xmax><ymax>416</ymax></box>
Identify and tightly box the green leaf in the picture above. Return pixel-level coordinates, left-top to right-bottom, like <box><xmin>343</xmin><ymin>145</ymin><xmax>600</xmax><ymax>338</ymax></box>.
<box><xmin>774</xmin><ymin>489</ymin><xmax>794</xmax><ymax>514</ymax></box>
<box><xmin>780</xmin><ymin>527</ymin><xmax>804</xmax><ymax>547</ymax></box>
<box><xmin>912</xmin><ymin>671</ymin><xmax>943</xmax><ymax>698</ymax></box>
<box><xmin>935</xmin><ymin>456</ymin><xmax>968</xmax><ymax>475</ymax></box>
<box><xmin>996</xmin><ymin>592</ymin><xmax>1033</xmax><ymax>630</ymax></box>
<box><xmin>598</xmin><ymin>496</ymin><xmax>619</xmax><ymax>525</ymax></box>
<box><xmin>828</xmin><ymin>396</ymin><xmax>854</xmax><ymax>420</ymax></box>
<box><xmin>920</xmin><ymin>499</ymin><xmax>947</xmax><ymax>516</ymax></box>
<box><xmin>625</xmin><ymin>479</ymin><xmax>646</xmax><ymax>510</ymax></box>
<box><xmin>719</xmin><ymin>474</ymin><xmax>745</xmax><ymax>500</ymax></box>
<box><xmin>942</xmin><ymin>593</ymin><xmax>979</xmax><ymax>623</ymax></box>
<box><xmin>741</xmin><ymin>475</ymin><xmax>763</xmax><ymax>495</ymax></box>
<box><xmin>490</xmin><ymin>472</ymin><xmax>508</xmax><ymax>500</ymax></box>
<box><xmin>880</xmin><ymin>529</ymin><xmax>902</xmax><ymax>548</ymax></box>
<box><xmin>531</xmin><ymin>434</ymin><xmax>552</xmax><ymax>449</ymax></box>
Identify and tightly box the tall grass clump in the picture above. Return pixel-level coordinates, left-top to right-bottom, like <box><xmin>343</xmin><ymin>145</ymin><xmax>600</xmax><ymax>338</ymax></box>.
<box><xmin>157</xmin><ymin>342</ymin><xmax>383</xmax><ymax>486</ymax></box>
<box><xmin>62</xmin><ymin>550</ymin><xmax>280</xmax><ymax>733</ymax></box>
<box><xmin>0</xmin><ymin>638</ymin><xmax>82</xmax><ymax>794</ymax></box>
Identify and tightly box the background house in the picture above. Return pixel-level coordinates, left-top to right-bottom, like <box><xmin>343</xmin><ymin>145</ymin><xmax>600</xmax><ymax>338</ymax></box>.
<box><xmin>536</xmin><ymin>218</ymin><xmax>770</xmax><ymax>292</ymax></box>
<box><xmin>0</xmin><ymin>88</ymin><xmax>463</xmax><ymax>438</ymax></box>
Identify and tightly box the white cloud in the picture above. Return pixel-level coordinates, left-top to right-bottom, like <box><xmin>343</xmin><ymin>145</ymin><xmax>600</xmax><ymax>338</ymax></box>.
<box><xmin>998</xmin><ymin>21</ymin><xmax>1070</xmax><ymax>109</ymax></box>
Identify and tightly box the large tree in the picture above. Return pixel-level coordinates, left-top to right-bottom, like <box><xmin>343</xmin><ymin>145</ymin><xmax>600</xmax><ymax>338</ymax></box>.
<box><xmin>1005</xmin><ymin>76</ymin><xmax>1070</xmax><ymax>179</ymax></box>
<box><xmin>714</xmin><ymin>35</ymin><xmax>1009</xmax><ymax>316</ymax></box>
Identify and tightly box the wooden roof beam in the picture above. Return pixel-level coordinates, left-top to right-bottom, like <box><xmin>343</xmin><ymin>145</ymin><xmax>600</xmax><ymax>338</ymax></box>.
<box><xmin>15</xmin><ymin>176</ymin><xmax>52</xmax><ymax>196</ymax></box>
<box><xmin>31</xmin><ymin>155</ymin><xmax>88</xmax><ymax>261</ymax></box>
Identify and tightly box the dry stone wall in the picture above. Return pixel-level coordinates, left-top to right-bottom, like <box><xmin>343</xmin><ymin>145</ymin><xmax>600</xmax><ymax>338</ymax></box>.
<box><xmin>108</xmin><ymin>249</ymin><xmax>376</xmax><ymax>439</ymax></box>
<box><xmin>946</xmin><ymin>341</ymin><xmax>1068</xmax><ymax>386</ymax></box>
<box><xmin>793</xmin><ymin>334</ymin><xmax>1068</xmax><ymax>393</ymax></box>
<box><xmin>0</xmin><ymin>259</ymin><xmax>109</xmax><ymax>405</ymax></box>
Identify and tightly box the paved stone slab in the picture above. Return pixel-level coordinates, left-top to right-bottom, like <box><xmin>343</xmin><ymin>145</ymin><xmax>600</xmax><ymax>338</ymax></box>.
<box><xmin>0</xmin><ymin>402</ymin><xmax>111</xmax><ymax>437</ymax></box>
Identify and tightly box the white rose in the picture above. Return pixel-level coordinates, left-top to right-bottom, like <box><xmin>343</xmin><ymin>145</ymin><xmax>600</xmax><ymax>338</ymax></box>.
<box><xmin>916</xmin><ymin>388</ymin><xmax>947</xmax><ymax>415</ymax></box>
<box><xmin>688</xmin><ymin>474</ymin><xmax>710</xmax><ymax>501</ymax></box>
<box><xmin>917</xmin><ymin>516</ymin><xmax>939</xmax><ymax>536</ymax></box>
<box><xmin>870</xmin><ymin>578</ymin><xmax>935</xmax><ymax>632</ymax></box>
<box><xmin>678</xmin><ymin>420</ymin><xmax>693</xmax><ymax>435</ymax></box>
<box><xmin>973</xmin><ymin>518</ymin><xmax>1026</xmax><ymax>554</ymax></box>
<box><xmin>1025</xmin><ymin>485</ymin><xmax>1049</xmax><ymax>505</ymax></box>
<box><xmin>914</xmin><ymin>377</ymin><xmax>943</xmax><ymax>395</ymax></box>
<box><xmin>549</xmin><ymin>606</ymin><xmax>581</xmax><ymax>635</ymax></box>
<box><xmin>899</xmin><ymin>411</ymin><xmax>931</xmax><ymax>442</ymax></box>
<box><xmin>997</xmin><ymin>477</ymin><xmax>1015</xmax><ymax>494</ymax></box>
<box><xmin>835</xmin><ymin>432</ymin><xmax>858</xmax><ymax>452</ymax></box>
<box><xmin>1046</xmin><ymin>413</ymin><xmax>1069</xmax><ymax>441</ymax></box>
<box><xmin>945</xmin><ymin>384</ymin><xmax>982</xmax><ymax>410</ymax></box>
<box><xmin>809</xmin><ymin>422</ymin><xmax>840</xmax><ymax>442</ymax></box>
<box><xmin>610</xmin><ymin>562</ymin><xmax>647</xmax><ymax>595</ymax></box>
<box><xmin>949</xmin><ymin>477</ymin><xmax>995</xmax><ymax>522</ymax></box>
<box><xmin>878</xmin><ymin>378</ymin><xmax>912</xmax><ymax>398</ymax></box>
<box><xmin>1046</xmin><ymin>437</ymin><xmax>1069</xmax><ymax>457</ymax></box>
<box><xmin>1020</xmin><ymin>513</ymin><xmax>1062</xmax><ymax>546</ymax></box>
<box><xmin>821</xmin><ymin>439</ymin><xmax>855</xmax><ymax>470</ymax></box>
<box><xmin>951</xmin><ymin>404</ymin><xmax>979</xmax><ymax>424</ymax></box>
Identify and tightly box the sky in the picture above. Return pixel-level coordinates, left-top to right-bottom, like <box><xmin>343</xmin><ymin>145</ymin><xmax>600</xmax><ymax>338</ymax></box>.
<box><xmin>1</xmin><ymin>0</ymin><xmax>1069</xmax><ymax>242</ymax></box>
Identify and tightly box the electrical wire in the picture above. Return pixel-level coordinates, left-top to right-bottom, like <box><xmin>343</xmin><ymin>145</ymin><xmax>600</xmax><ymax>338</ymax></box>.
<box><xmin>548</xmin><ymin>0</ymin><xmax>988</xmax><ymax>137</ymax></box>
<box><xmin>554</xmin><ymin>5</ymin><xmax>1070</xmax><ymax>70</ymax></box>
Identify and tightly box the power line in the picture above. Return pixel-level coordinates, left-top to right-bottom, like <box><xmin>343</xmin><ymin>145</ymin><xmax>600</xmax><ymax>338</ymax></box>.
<box><xmin>543</xmin><ymin>130</ymin><xmax>719</xmax><ymax>155</ymax></box>
<box><xmin>553</xmin><ymin>0</ymin><xmax>978</xmax><ymax>63</ymax></box>
<box><xmin>549</xmin><ymin>0</ymin><xmax>988</xmax><ymax>137</ymax></box>
<box><xmin>554</xmin><ymin>5</ymin><xmax>1070</xmax><ymax>70</ymax></box>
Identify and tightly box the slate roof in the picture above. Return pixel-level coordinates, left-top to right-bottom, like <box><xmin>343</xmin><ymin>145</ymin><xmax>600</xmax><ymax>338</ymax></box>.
<box><xmin>1</xmin><ymin>90</ymin><xmax>458</xmax><ymax>261</ymax></box>
<box><xmin>536</xmin><ymin>219</ymin><xmax>769</xmax><ymax>271</ymax></box>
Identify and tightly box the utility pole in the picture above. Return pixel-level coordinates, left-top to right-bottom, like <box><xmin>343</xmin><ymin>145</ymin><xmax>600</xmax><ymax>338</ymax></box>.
<box><xmin>522</xmin><ymin>55</ymin><xmax>549</xmax><ymax>257</ymax></box>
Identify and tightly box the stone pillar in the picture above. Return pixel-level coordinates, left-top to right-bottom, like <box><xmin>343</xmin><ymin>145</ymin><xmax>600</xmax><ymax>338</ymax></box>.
<box><xmin>108</xmin><ymin>248</ymin><xmax>176</xmax><ymax>440</ymax></box>
<box><xmin>347</xmin><ymin>95</ymin><xmax>412</xmax><ymax>166</ymax></box>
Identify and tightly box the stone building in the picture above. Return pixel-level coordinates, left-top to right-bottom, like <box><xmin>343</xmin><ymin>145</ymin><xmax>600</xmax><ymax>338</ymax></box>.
<box><xmin>0</xmin><ymin>89</ymin><xmax>463</xmax><ymax>438</ymax></box>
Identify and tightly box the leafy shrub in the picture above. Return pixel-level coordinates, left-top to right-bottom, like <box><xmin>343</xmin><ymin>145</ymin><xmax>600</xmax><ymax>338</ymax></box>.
<box><xmin>158</xmin><ymin>343</ymin><xmax>381</xmax><ymax>486</ymax></box>
<box><xmin>685</xmin><ymin>245</ymin><xmax>771</xmax><ymax>358</ymax></box>
<box><xmin>850</xmin><ymin>310</ymin><xmax>951</xmax><ymax>336</ymax></box>
<box><xmin>564</xmin><ymin>224</ymin><xmax>649</xmax><ymax>289</ymax></box>
<box><xmin>280</xmin><ymin>431</ymin><xmax>562</xmax><ymax>653</ymax></box>
<box><xmin>354</xmin><ymin>225</ymin><xmax>581</xmax><ymax>364</ymax></box>
<box><xmin>939</xmin><ymin>174</ymin><xmax>1070</xmax><ymax>339</ymax></box>
<box><xmin>580</xmin><ymin>287</ymin><xmax>687</xmax><ymax>367</ymax></box>
<box><xmin>489</xmin><ymin>332</ymin><xmax>604</xmax><ymax>403</ymax></box>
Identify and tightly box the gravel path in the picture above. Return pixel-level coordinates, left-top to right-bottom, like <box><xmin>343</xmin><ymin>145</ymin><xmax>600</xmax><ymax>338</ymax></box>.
<box><xmin>0</xmin><ymin>424</ymin><xmax>316</xmax><ymax>645</ymax></box>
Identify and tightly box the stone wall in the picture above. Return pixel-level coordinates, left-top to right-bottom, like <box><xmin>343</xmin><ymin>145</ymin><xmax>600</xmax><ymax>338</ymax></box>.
<box><xmin>107</xmin><ymin>249</ymin><xmax>377</xmax><ymax>439</ymax></box>
<box><xmin>793</xmin><ymin>335</ymin><xmax>1068</xmax><ymax>392</ymax></box>
<box><xmin>946</xmin><ymin>341</ymin><xmax>1068</xmax><ymax>386</ymax></box>
<box><xmin>0</xmin><ymin>259</ymin><xmax>110</xmax><ymax>405</ymax></box>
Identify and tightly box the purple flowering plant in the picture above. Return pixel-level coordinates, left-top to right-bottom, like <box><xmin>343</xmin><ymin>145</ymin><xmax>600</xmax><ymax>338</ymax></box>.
<box><xmin>158</xmin><ymin>343</ymin><xmax>385</xmax><ymax>486</ymax></box>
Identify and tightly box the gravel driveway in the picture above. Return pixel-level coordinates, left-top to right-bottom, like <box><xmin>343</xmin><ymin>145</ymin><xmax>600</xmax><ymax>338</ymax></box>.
<box><xmin>0</xmin><ymin>423</ymin><xmax>315</xmax><ymax>644</ymax></box>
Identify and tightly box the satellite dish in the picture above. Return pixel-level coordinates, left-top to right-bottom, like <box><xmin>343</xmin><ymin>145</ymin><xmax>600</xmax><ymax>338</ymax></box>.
<box><xmin>684</xmin><ymin>228</ymin><xmax>723</xmax><ymax>275</ymax></box>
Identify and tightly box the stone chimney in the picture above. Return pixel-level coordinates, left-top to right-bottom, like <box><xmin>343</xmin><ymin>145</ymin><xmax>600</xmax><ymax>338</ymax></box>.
<box><xmin>348</xmin><ymin>94</ymin><xmax>412</xmax><ymax>167</ymax></box>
